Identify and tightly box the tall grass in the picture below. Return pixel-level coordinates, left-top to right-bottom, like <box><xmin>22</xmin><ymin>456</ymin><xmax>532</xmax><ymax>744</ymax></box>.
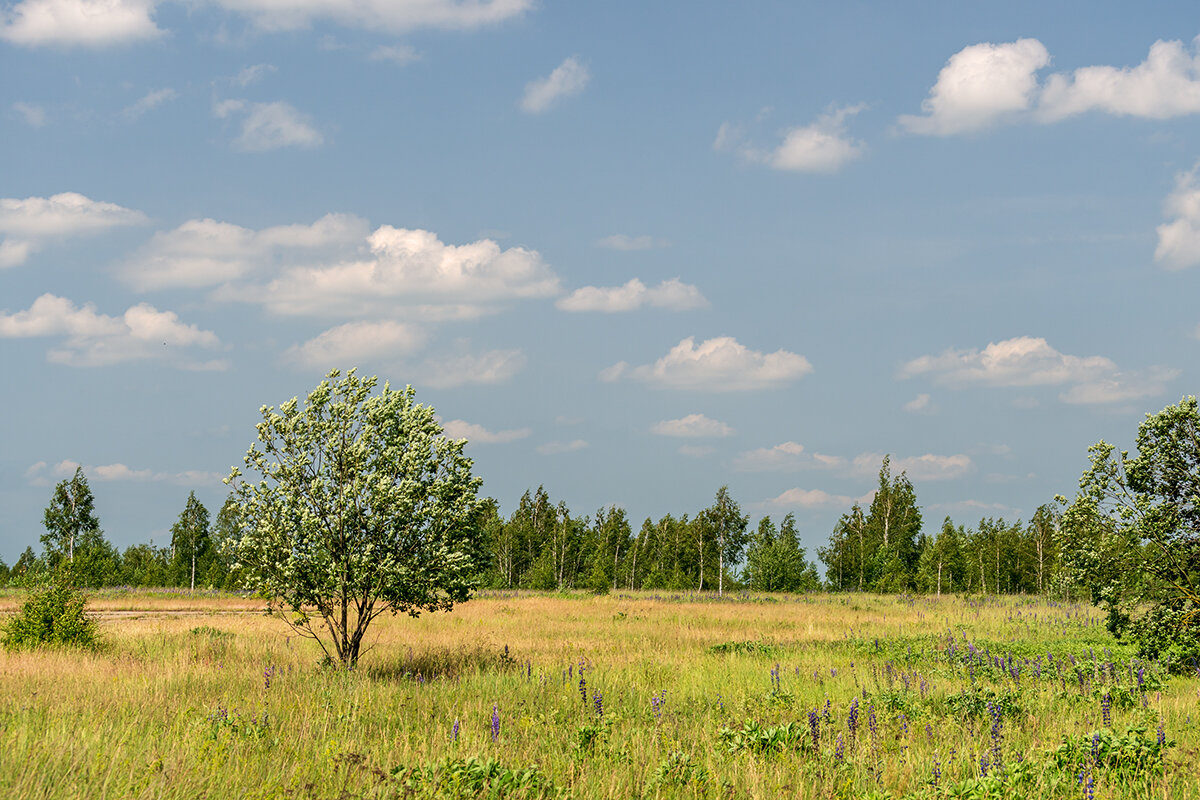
<box><xmin>0</xmin><ymin>591</ymin><xmax>1195</xmax><ymax>798</ymax></box>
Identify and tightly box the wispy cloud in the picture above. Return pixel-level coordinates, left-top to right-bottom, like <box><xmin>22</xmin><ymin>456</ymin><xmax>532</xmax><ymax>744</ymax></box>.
<box><xmin>521</xmin><ymin>56</ymin><xmax>589</xmax><ymax>113</ymax></box>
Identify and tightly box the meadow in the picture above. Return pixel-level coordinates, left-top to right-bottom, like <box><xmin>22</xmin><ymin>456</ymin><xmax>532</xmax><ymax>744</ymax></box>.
<box><xmin>0</xmin><ymin>590</ymin><xmax>1196</xmax><ymax>799</ymax></box>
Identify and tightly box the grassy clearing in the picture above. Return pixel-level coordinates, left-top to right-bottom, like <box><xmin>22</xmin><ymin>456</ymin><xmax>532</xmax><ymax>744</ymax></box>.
<box><xmin>0</xmin><ymin>591</ymin><xmax>1196</xmax><ymax>799</ymax></box>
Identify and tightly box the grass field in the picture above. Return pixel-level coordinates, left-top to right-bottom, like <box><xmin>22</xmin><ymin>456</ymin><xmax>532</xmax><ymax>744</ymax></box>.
<box><xmin>0</xmin><ymin>590</ymin><xmax>1196</xmax><ymax>799</ymax></box>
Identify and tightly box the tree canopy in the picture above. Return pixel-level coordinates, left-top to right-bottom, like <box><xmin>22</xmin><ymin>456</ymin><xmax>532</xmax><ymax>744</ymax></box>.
<box><xmin>1060</xmin><ymin>396</ymin><xmax>1200</xmax><ymax>669</ymax></box>
<box><xmin>226</xmin><ymin>369</ymin><xmax>486</xmax><ymax>667</ymax></box>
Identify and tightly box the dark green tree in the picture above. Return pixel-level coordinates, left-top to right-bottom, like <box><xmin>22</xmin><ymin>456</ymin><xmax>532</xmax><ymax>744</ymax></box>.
<box><xmin>1060</xmin><ymin>396</ymin><xmax>1200</xmax><ymax>668</ymax></box>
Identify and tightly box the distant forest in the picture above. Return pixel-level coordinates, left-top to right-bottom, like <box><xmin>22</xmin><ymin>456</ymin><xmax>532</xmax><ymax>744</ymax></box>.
<box><xmin>2</xmin><ymin>455</ymin><xmax>1076</xmax><ymax>599</ymax></box>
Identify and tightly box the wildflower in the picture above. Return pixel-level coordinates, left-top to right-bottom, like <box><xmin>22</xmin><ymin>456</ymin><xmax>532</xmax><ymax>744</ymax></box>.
<box><xmin>451</xmin><ymin>719</ymin><xmax>459</xmax><ymax>743</ymax></box>
<box><xmin>834</xmin><ymin>733</ymin><xmax>845</xmax><ymax>764</ymax></box>
<box><xmin>593</xmin><ymin>689</ymin><xmax>604</xmax><ymax>717</ymax></box>
<box><xmin>847</xmin><ymin>697</ymin><xmax>859</xmax><ymax>740</ymax></box>
<box><xmin>491</xmin><ymin>704</ymin><xmax>500</xmax><ymax>742</ymax></box>
<box><xmin>932</xmin><ymin>753</ymin><xmax>941</xmax><ymax>787</ymax></box>
<box><xmin>808</xmin><ymin>709</ymin><xmax>820</xmax><ymax>750</ymax></box>
<box><xmin>1101</xmin><ymin>692</ymin><xmax>1112</xmax><ymax>727</ymax></box>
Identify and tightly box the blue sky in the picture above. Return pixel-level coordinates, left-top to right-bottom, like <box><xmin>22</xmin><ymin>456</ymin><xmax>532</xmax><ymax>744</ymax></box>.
<box><xmin>2</xmin><ymin>1</ymin><xmax>1199</xmax><ymax>565</ymax></box>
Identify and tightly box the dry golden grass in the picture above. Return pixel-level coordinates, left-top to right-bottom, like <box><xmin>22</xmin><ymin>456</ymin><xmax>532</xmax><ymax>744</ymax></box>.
<box><xmin>0</xmin><ymin>591</ymin><xmax>1195</xmax><ymax>799</ymax></box>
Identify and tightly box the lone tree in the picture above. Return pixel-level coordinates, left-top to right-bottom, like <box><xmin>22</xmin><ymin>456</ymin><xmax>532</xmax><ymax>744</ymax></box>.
<box><xmin>226</xmin><ymin>369</ymin><xmax>486</xmax><ymax>667</ymax></box>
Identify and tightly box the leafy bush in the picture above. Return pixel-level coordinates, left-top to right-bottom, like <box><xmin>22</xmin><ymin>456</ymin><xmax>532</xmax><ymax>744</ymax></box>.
<box><xmin>391</xmin><ymin>757</ymin><xmax>552</xmax><ymax>799</ymax></box>
<box><xmin>1127</xmin><ymin>603</ymin><xmax>1200</xmax><ymax>675</ymax></box>
<box><xmin>1</xmin><ymin>575</ymin><xmax>99</xmax><ymax>650</ymax></box>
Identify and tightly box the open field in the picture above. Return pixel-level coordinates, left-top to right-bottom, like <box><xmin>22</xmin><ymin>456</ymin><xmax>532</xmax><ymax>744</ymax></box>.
<box><xmin>1</xmin><ymin>590</ymin><xmax>1196</xmax><ymax>799</ymax></box>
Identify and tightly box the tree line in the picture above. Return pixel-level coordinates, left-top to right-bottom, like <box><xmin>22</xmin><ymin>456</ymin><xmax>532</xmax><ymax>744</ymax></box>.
<box><xmin>4</xmin><ymin>458</ymin><xmax>1068</xmax><ymax>599</ymax></box>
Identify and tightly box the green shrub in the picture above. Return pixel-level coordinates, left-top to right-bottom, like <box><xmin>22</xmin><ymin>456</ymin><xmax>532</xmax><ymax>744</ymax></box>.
<box><xmin>1</xmin><ymin>574</ymin><xmax>99</xmax><ymax>650</ymax></box>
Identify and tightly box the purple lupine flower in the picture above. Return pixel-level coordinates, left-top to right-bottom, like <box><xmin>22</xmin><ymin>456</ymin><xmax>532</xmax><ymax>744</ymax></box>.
<box><xmin>579</xmin><ymin>676</ymin><xmax>587</xmax><ymax>704</ymax></box>
<box><xmin>822</xmin><ymin>698</ymin><xmax>832</xmax><ymax>725</ymax></box>
<box><xmin>808</xmin><ymin>709</ymin><xmax>820</xmax><ymax>750</ymax></box>
<box><xmin>1157</xmin><ymin>721</ymin><xmax>1166</xmax><ymax>748</ymax></box>
<box><xmin>451</xmin><ymin>719</ymin><xmax>460</xmax><ymax>743</ymax></box>
<box><xmin>847</xmin><ymin>697</ymin><xmax>859</xmax><ymax>740</ymax></box>
<box><xmin>834</xmin><ymin>734</ymin><xmax>845</xmax><ymax>763</ymax></box>
<box><xmin>491</xmin><ymin>704</ymin><xmax>500</xmax><ymax>742</ymax></box>
<box><xmin>989</xmin><ymin>700</ymin><xmax>1003</xmax><ymax>774</ymax></box>
<box><xmin>1101</xmin><ymin>692</ymin><xmax>1112</xmax><ymax>727</ymax></box>
<box><xmin>932</xmin><ymin>753</ymin><xmax>941</xmax><ymax>787</ymax></box>
<box><xmin>593</xmin><ymin>690</ymin><xmax>604</xmax><ymax>717</ymax></box>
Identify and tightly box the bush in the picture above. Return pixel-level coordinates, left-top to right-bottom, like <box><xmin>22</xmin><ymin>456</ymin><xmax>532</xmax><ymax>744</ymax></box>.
<box><xmin>1128</xmin><ymin>602</ymin><xmax>1200</xmax><ymax>675</ymax></box>
<box><xmin>1</xmin><ymin>574</ymin><xmax>99</xmax><ymax>650</ymax></box>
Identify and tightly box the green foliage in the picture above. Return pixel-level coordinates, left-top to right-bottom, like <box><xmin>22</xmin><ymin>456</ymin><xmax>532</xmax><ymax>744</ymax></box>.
<box><xmin>1</xmin><ymin>573</ymin><xmax>99</xmax><ymax>650</ymax></box>
<box><xmin>39</xmin><ymin>467</ymin><xmax>119</xmax><ymax>587</ymax></box>
<box><xmin>1126</xmin><ymin>604</ymin><xmax>1200</xmax><ymax>674</ymax></box>
<box><xmin>170</xmin><ymin>492</ymin><xmax>213</xmax><ymax>591</ymax></box>
<box><xmin>391</xmin><ymin>757</ymin><xmax>552</xmax><ymax>799</ymax></box>
<box><xmin>647</xmin><ymin>751</ymin><xmax>709</xmax><ymax>790</ymax></box>
<box><xmin>945</xmin><ymin>687</ymin><xmax>1023</xmax><ymax>719</ymax></box>
<box><xmin>820</xmin><ymin>456</ymin><xmax>922</xmax><ymax>592</ymax></box>
<box><xmin>227</xmin><ymin>368</ymin><xmax>485</xmax><ymax>667</ymax></box>
<box><xmin>1051</xmin><ymin>726</ymin><xmax>1169</xmax><ymax>775</ymax></box>
<box><xmin>718</xmin><ymin>719</ymin><xmax>806</xmax><ymax>754</ymax></box>
<box><xmin>1061</xmin><ymin>397</ymin><xmax>1200</xmax><ymax>668</ymax></box>
<box><xmin>744</xmin><ymin>514</ymin><xmax>822</xmax><ymax>593</ymax></box>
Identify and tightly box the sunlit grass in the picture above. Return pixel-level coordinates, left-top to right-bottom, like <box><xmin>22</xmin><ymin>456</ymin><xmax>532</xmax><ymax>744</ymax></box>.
<box><xmin>1</xmin><ymin>591</ymin><xmax>1196</xmax><ymax>798</ymax></box>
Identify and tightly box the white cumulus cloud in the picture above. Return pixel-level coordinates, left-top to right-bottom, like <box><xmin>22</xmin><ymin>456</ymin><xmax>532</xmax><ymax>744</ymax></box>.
<box><xmin>557</xmin><ymin>278</ymin><xmax>708</xmax><ymax>312</ymax></box>
<box><xmin>899</xmin><ymin>38</ymin><xmax>1050</xmax><ymax>135</ymax></box>
<box><xmin>765</xmin><ymin>104</ymin><xmax>866</xmax><ymax>172</ymax></box>
<box><xmin>1155</xmin><ymin>166</ymin><xmax>1200</xmax><ymax>269</ymax></box>
<box><xmin>717</xmin><ymin>105</ymin><xmax>866</xmax><ymax>173</ymax></box>
<box><xmin>215</xmin><ymin>99</ymin><xmax>323</xmax><ymax>151</ymax></box>
<box><xmin>285</xmin><ymin>320</ymin><xmax>425</xmax><ymax>369</ymax></box>
<box><xmin>900</xmin><ymin>335</ymin><xmax>1177</xmax><ymax>404</ymax></box>
<box><xmin>765</xmin><ymin>487</ymin><xmax>859</xmax><ymax>510</ymax></box>
<box><xmin>650</xmin><ymin>413</ymin><xmax>733</xmax><ymax>438</ymax></box>
<box><xmin>249</xmin><ymin>225</ymin><xmax>559</xmax><ymax>317</ymax></box>
<box><xmin>0</xmin><ymin>0</ymin><xmax>162</xmax><ymax>47</ymax></box>
<box><xmin>602</xmin><ymin>336</ymin><xmax>812</xmax><ymax>391</ymax></box>
<box><xmin>902</xmin><ymin>35</ymin><xmax>1200</xmax><ymax>135</ymax></box>
<box><xmin>121</xmin><ymin>213</ymin><xmax>368</xmax><ymax>290</ymax></box>
<box><xmin>0</xmin><ymin>293</ymin><xmax>224</xmax><ymax>368</ymax></box>
<box><xmin>1039</xmin><ymin>36</ymin><xmax>1200</xmax><ymax>121</ymax></box>
<box><xmin>441</xmin><ymin>419</ymin><xmax>531</xmax><ymax>444</ymax></box>
<box><xmin>521</xmin><ymin>56</ymin><xmax>589</xmax><ymax>113</ymax></box>
<box><xmin>0</xmin><ymin>192</ymin><xmax>146</xmax><ymax>238</ymax></box>
<box><xmin>0</xmin><ymin>192</ymin><xmax>146</xmax><ymax>268</ymax></box>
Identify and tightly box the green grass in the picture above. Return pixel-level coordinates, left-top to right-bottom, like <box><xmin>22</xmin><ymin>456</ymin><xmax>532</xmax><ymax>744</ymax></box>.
<box><xmin>0</xmin><ymin>591</ymin><xmax>1196</xmax><ymax>798</ymax></box>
